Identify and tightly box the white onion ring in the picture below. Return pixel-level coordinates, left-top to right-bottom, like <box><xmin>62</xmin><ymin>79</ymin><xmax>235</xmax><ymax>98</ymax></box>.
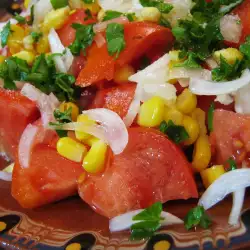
<box><xmin>0</xmin><ymin>171</ymin><xmax>12</xmax><ymax>181</ymax></box>
<box><xmin>109</xmin><ymin>209</ymin><xmax>183</xmax><ymax>232</ymax></box>
<box><xmin>189</xmin><ymin>69</ymin><xmax>250</xmax><ymax>95</ymax></box>
<box><xmin>94</xmin><ymin>33</ymin><xmax>106</xmax><ymax>48</ymax></box>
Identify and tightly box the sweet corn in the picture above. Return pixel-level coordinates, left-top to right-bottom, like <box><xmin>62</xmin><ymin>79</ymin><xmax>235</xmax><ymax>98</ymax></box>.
<box><xmin>24</xmin><ymin>0</ymin><xmax>31</xmax><ymax>9</ymax></box>
<box><xmin>3</xmin><ymin>163</ymin><xmax>14</xmax><ymax>173</ymax></box>
<box><xmin>213</xmin><ymin>48</ymin><xmax>243</xmax><ymax>65</ymax></box>
<box><xmin>0</xmin><ymin>55</ymin><xmax>6</xmax><ymax>64</ymax></box>
<box><xmin>84</xmin><ymin>136</ymin><xmax>99</xmax><ymax>147</ymax></box>
<box><xmin>141</xmin><ymin>7</ymin><xmax>161</xmax><ymax>23</ymax></box>
<box><xmin>57</xmin><ymin>137</ymin><xmax>87</xmax><ymax>163</ymax></box>
<box><xmin>75</xmin><ymin>114</ymin><xmax>96</xmax><ymax>141</ymax></box>
<box><xmin>36</xmin><ymin>35</ymin><xmax>50</xmax><ymax>54</ymax></box>
<box><xmin>164</xmin><ymin>105</ymin><xmax>183</xmax><ymax>125</ymax></box>
<box><xmin>42</xmin><ymin>7</ymin><xmax>70</xmax><ymax>32</ymax></box>
<box><xmin>7</xmin><ymin>25</ymin><xmax>25</xmax><ymax>55</ymax></box>
<box><xmin>192</xmin><ymin>135</ymin><xmax>211</xmax><ymax>172</ymax></box>
<box><xmin>82</xmin><ymin>0</ymin><xmax>100</xmax><ymax>14</ymax></box>
<box><xmin>176</xmin><ymin>89</ymin><xmax>197</xmax><ymax>114</ymax></box>
<box><xmin>191</xmin><ymin>108</ymin><xmax>207</xmax><ymax>135</ymax></box>
<box><xmin>59</xmin><ymin>102</ymin><xmax>79</xmax><ymax>121</ymax></box>
<box><xmin>83</xmin><ymin>139</ymin><xmax>107</xmax><ymax>174</ymax></box>
<box><xmin>182</xmin><ymin>115</ymin><xmax>200</xmax><ymax>145</ymax></box>
<box><xmin>13</xmin><ymin>51</ymin><xmax>35</xmax><ymax>65</ymax></box>
<box><xmin>138</xmin><ymin>96</ymin><xmax>165</xmax><ymax>127</ymax></box>
<box><xmin>97</xmin><ymin>9</ymin><xmax>105</xmax><ymax>22</ymax></box>
<box><xmin>201</xmin><ymin>165</ymin><xmax>226</xmax><ymax>188</ymax></box>
<box><xmin>114</xmin><ymin>65</ymin><xmax>135</xmax><ymax>84</ymax></box>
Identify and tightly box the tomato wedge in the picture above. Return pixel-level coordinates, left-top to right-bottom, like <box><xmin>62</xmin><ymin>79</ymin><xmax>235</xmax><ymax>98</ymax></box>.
<box><xmin>0</xmin><ymin>89</ymin><xmax>39</xmax><ymax>159</ymax></box>
<box><xmin>57</xmin><ymin>9</ymin><xmax>96</xmax><ymax>47</ymax></box>
<box><xmin>76</xmin><ymin>22</ymin><xmax>174</xmax><ymax>87</ymax></box>
<box><xmin>78</xmin><ymin>127</ymin><xmax>198</xmax><ymax>218</ymax></box>
<box><xmin>88</xmin><ymin>83</ymin><xmax>136</xmax><ymax>118</ymax></box>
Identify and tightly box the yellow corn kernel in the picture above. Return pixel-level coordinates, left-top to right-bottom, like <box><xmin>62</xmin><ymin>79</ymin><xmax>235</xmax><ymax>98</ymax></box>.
<box><xmin>97</xmin><ymin>9</ymin><xmax>105</xmax><ymax>22</ymax></box>
<box><xmin>169</xmin><ymin>50</ymin><xmax>181</xmax><ymax>62</ymax></box>
<box><xmin>176</xmin><ymin>88</ymin><xmax>197</xmax><ymax>114</ymax></box>
<box><xmin>191</xmin><ymin>108</ymin><xmax>207</xmax><ymax>135</ymax></box>
<box><xmin>43</xmin><ymin>7</ymin><xmax>70</xmax><ymax>32</ymax></box>
<box><xmin>75</xmin><ymin>114</ymin><xmax>96</xmax><ymax>141</ymax></box>
<box><xmin>83</xmin><ymin>139</ymin><xmax>107</xmax><ymax>174</ymax></box>
<box><xmin>182</xmin><ymin>115</ymin><xmax>200</xmax><ymax>145</ymax></box>
<box><xmin>0</xmin><ymin>55</ymin><xmax>6</xmax><ymax>64</ymax></box>
<box><xmin>36</xmin><ymin>35</ymin><xmax>50</xmax><ymax>54</ymax></box>
<box><xmin>141</xmin><ymin>7</ymin><xmax>161</xmax><ymax>23</ymax></box>
<box><xmin>213</xmin><ymin>48</ymin><xmax>243</xmax><ymax>65</ymax></box>
<box><xmin>24</xmin><ymin>0</ymin><xmax>30</xmax><ymax>9</ymax></box>
<box><xmin>84</xmin><ymin>136</ymin><xmax>99</xmax><ymax>147</ymax></box>
<box><xmin>57</xmin><ymin>137</ymin><xmax>87</xmax><ymax>162</ymax></box>
<box><xmin>164</xmin><ymin>105</ymin><xmax>183</xmax><ymax>125</ymax></box>
<box><xmin>7</xmin><ymin>25</ymin><xmax>25</xmax><ymax>55</ymax></box>
<box><xmin>59</xmin><ymin>102</ymin><xmax>79</xmax><ymax>122</ymax></box>
<box><xmin>114</xmin><ymin>65</ymin><xmax>135</xmax><ymax>84</ymax></box>
<box><xmin>3</xmin><ymin>163</ymin><xmax>14</xmax><ymax>173</ymax></box>
<box><xmin>13</xmin><ymin>51</ymin><xmax>35</xmax><ymax>65</ymax></box>
<box><xmin>192</xmin><ymin>135</ymin><xmax>211</xmax><ymax>172</ymax></box>
<box><xmin>201</xmin><ymin>165</ymin><xmax>226</xmax><ymax>188</ymax></box>
<box><xmin>138</xmin><ymin>96</ymin><xmax>165</xmax><ymax>127</ymax></box>
<box><xmin>82</xmin><ymin>0</ymin><xmax>100</xmax><ymax>14</ymax></box>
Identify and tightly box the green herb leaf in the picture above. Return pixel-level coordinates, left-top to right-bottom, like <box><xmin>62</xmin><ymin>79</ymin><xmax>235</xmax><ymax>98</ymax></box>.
<box><xmin>212</xmin><ymin>55</ymin><xmax>242</xmax><ymax>81</ymax></box>
<box><xmin>227</xmin><ymin>157</ymin><xmax>237</xmax><ymax>171</ymax></box>
<box><xmin>139</xmin><ymin>0</ymin><xmax>173</xmax><ymax>14</ymax></box>
<box><xmin>82</xmin><ymin>0</ymin><xmax>94</xmax><ymax>3</ymax></box>
<box><xmin>106</xmin><ymin>23</ymin><xmax>126</xmax><ymax>59</ymax></box>
<box><xmin>184</xmin><ymin>205</ymin><xmax>212</xmax><ymax>230</ymax></box>
<box><xmin>207</xmin><ymin>102</ymin><xmax>215</xmax><ymax>133</ymax></box>
<box><xmin>14</xmin><ymin>13</ymin><xmax>27</xmax><ymax>24</ymax></box>
<box><xmin>130</xmin><ymin>202</ymin><xmax>163</xmax><ymax>241</ymax></box>
<box><xmin>84</xmin><ymin>9</ymin><xmax>92</xmax><ymax>21</ymax></box>
<box><xmin>50</xmin><ymin>0</ymin><xmax>68</xmax><ymax>9</ymax></box>
<box><xmin>174</xmin><ymin>52</ymin><xmax>202</xmax><ymax>69</ymax></box>
<box><xmin>0</xmin><ymin>21</ymin><xmax>11</xmax><ymax>48</ymax></box>
<box><xmin>27</xmin><ymin>5</ymin><xmax>35</xmax><ymax>25</ymax></box>
<box><xmin>103</xmin><ymin>10</ymin><xmax>123</xmax><ymax>21</ymax></box>
<box><xmin>31</xmin><ymin>31</ymin><xmax>43</xmax><ymax>43</ymax></box>
<box><xmin>160</xmin><ymin>120</ymin><xmax>189</xmax><ymax>144</ymax></box>
<box><xmin>69</xmin><ymin>24</ymin><xmax>95</xmax><ymax>56</ymax></box>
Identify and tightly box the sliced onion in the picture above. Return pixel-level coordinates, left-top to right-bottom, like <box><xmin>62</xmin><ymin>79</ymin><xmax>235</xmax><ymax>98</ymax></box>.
<box><xmin>93</xmin><ymin>17</ymin><xmax>129</xmax><ymax>33</ymax></box>
<box><xmin>205</xmin><ymin>57</ymin><xmax>218</xmax><ymax>70</ymax></box>
<box><xmin>33</xmin><ymin>0</ymin><xmax>53</xmax><ymax>27</ymax></box>
<box><xmin>215</xmin><ymin>94</ymin><xmax>234</xmax><ymax>105</ymax></box>
<box><xmin>109</xmin><ymin>209</ymin><xmax>183</xmax><ymax>233</ymax></box>
<box><xmin>94</xmin><ymin>33</ymin><xmax>106</xmax><ymax>48</ymax></box>
<box><xmin>1</xmin><ymin>46</ymin><xmax>8</xmax><ymax>56</ymax></box>
<box><xmin>98</xmin><ymin>0</ymin><xmax>137</xmax><ymax>12</ymax></box>
<box><xmin>220</xmin><ymin>14</ymin><xmax>242</xmax><ymax>43</ymax></box>
<box><xmin>235</xmin><ymin>83</ymin><xmax>250</xmax><ymax>114</ymax></box>
<box><xmin>168</xmin><ymin>67</ymin><xmax>211</xmax><ymax>81</ymax></box>
<box><xmin>199</xmin><ymin>169</ymin><xmax>250</xmax><ymax>210</ymax></box>
<box><xmin>178</xmin><ymin>78</ymin><xmax>189</xmax><ymax>87</ymax></box>
<box><xmin>0</xmin><ymin>171</ymin><xmax>12</xmax><ymax>182</ymax></box>
<box><xmin>189</xmin><ymin>69</ymin><xmax>250</xmax><ymax>96</ymax></box>
<box><xmin>50</xmin><ymin>108</ymin><xmax>128</xmax><ymax>155</ymax></box>
<box><xmin>48</xmin><ymin>29</ymin><xmax>74</xmax><ymax>73</ymax></box>
<box><xmin>229</xmin><ymin>189</ymin><xmax>245</xmax><ymax>225</ymax></box>
<box><xmin>18</xmin><ymin>124</ymin><xmax>38</xmax><ymax>169</ymax></box>
<box><xmin>21</xmin><ymin>83</ymin><xmax>60</xmax><ymax>126</ymax></box>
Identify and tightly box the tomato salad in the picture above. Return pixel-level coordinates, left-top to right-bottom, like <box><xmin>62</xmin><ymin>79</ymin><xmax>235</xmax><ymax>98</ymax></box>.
<box><xmin>0</xmin><ymin>0</ymin><xmax>250</xmax><ymax>240</ymax></box>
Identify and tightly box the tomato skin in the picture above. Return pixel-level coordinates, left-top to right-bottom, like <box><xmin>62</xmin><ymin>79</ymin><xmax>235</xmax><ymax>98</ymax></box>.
<box><xmin>78</xmin><ymin>127</ymin><xmax>198</xmax><ymax>218</ymax></box>
<box><xmin>232</xmin><ymin>0</ymin><xmax>250</xmax><ymax>44</ymax></box>
<box><xmin>12</xmin><ymin>143</ymin><xmax>83</xmax><ymax>208</ymax></box>
<box><xmin>76</xmin><ymin>22</ymin><xmax>174</xmax><ymax>87</ymax></box>
<box><xmin>88</xmin><ymin>83</ymin><xmax>136</xmax><ymax>118</ymax></box>
<box><xmin>0</xmin><ymin>89</ymin><xmax>40</xmax><ymax>159</ymax></box>
<box><xmin>57</xmin><ymin>9</ymin><xmax>96</xmax><ymax>47</ymax></box>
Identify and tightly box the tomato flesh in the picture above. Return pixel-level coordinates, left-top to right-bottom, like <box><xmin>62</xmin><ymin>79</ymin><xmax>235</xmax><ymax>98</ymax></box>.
<box><xmin>78</xmin><ymin>127</ymin><xmax>198</xmax><ymax>218</ymax></box>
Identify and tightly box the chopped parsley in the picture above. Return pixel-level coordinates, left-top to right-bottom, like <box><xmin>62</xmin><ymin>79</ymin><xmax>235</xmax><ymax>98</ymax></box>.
<box><xmin>0</xmin><ymin>21</ymin><xmax>11</xmax><ymax>48</ymax></box>
<box><xmin>31</xmin><ymin>32</ymin><xmax>43</xmax><ymax>43</ymax></box>
<box><xmin>14</xmin><ymin>13</ymin><xmax>27</xmax><ymax>24</ymax></box>
<box><xmin>139</xmin><ymin>0</ymin><xmax>173</xmax><ymax>14</ymax></box>
<box><xmin>69</xmin><ymin>23</ymin><xmax>95</xmax><ymax>56</ymax></box>
<box><xmin>174</xmin><ymin>52</ymin><xmax>202</xmax><ymax>69</ymax></box>
<box><xmin>184</xmin><ymin>205</ymin><xmax>212</xmax><ymax>230</ymax></box>
<box><xmin>27</xmin><ymin>5</ymin><xmax>35</xmax><ymax>25</ymax></box>
<box><xmin>130</xmin><ymin>202</ymin><xmax>163</xmax><ymax>240</ymax></box>
<box><xmin>207</xmin><ymin>102</ymin><xmax>215</xmax><ymax>133</ymax></box>
<box><xmin>84</xmin><ymin>9</ymin><xmax>92</xmax><ymax>21</ymax></box>
<box><xmin>82</xmin><ymin>0</ymin><xmax>95</xmax><ymax>3</ymax></box>
<box><xmin>227</xmin><ymin>157</ymin><xmax>237</xmax><ymax>171</ymax></box>
<box><xmin>50</xmin><ymin>0</ymin><xmax>68</xmax><ymax>9</ymax></box>
<box><xmin>106</xmin><ymin>23</ymin><xmax>126</xmax><ymax>59</ymax></box>
<box><xmin>240</xmin><ymin>35</ymin><xmax>250</xmax><ymax>67</ymax></box>
<box><xmin>103</xmin><ymin>10</ymin><xmax>123</xmax><ymax>21</ymax></box>
<box><xmin>160</xmin><ymin>120</ymin><xmax>189</xmax><ymax>144</ymax></box>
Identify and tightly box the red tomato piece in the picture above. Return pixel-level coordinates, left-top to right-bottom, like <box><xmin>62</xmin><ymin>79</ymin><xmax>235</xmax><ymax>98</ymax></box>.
<box><xmin>88</xmin><ymin>83</ymin><xmax>136</xmax><ymax>118</ymax></box>
<box><xmin>210</xmin><ymin>110</ymin><xmax>250</xmax><ymax>165</ymax></box>
<box><xmin>0</xmin><ymin>89</ymin><xmax>40</xmax><ymax>159</ymax></box>
<box><xmin>12</xmin><ymin>143</ymin><xmax>83</xmax><ymax>208</ymax></box>
<box><xmin>57</xmin><ymin>9</ymin><xmax>96</xmax><ymax>47</ymax></box>
<box><xmin>76</xmin><ymin>22</ymin><xmax>174</xmax><ymax>87</ymax></box>
<box><xmin>78</xmin><ymin>127</ymin><xmax>198</xmax><ymax>218</ymax></box>
<box><xmin>232</xmin><ymin>0</ymin><xmax>250</xmax><ymax>44</ymax></box>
